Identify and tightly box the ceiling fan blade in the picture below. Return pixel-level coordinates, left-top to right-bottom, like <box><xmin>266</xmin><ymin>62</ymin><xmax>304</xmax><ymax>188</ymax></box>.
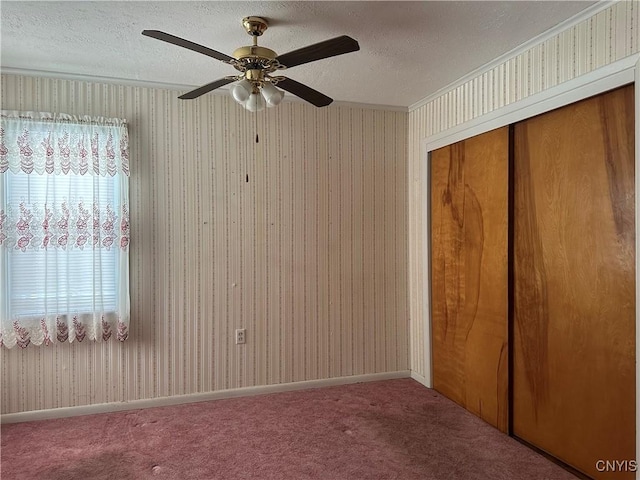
<box><xmin>275</xmin><ymin>35</ymin><xmax>359</xmax><ymax>69</ymax></box>
<box><xmin>277</xmin><ymin>78</ymin><xmax>333</xmax><ymax>107</ymax></box>
<box><xmin>179</xmin><ymin>78</ymin><xmax>236</xmax><ymax>100</ymax></box>
<box><xmin>142</xmin><ymin>30</ymin><xmax>234</xmax><ymax>63</ymax></box>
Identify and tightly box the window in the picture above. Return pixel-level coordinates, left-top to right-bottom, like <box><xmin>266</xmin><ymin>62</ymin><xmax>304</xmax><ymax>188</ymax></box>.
<box><xmin>0</xmin><ymin>111</ymin><xmax>130</xmax><ymax>348</ymax></box>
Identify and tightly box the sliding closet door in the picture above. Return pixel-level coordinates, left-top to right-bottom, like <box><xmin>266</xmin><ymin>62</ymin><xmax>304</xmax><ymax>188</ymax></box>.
<box><xmin>431</xmin><ymin>127</ymin><xmax>509</xmax><ymax>432</ymax></box>
<box><xmin>513</xmin><ymin>85</ymin><xmax>635</xmax><ymax>479</ymax></box>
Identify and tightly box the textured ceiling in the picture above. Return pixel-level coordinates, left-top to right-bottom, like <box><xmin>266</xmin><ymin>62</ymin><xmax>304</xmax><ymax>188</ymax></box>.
<box><xmin>1</xmin><ymin>1</ymin><xmax>597</xmax><ymax>108</ymax></box>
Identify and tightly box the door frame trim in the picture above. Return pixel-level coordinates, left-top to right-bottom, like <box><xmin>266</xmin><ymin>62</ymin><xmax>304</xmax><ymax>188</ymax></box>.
<box><xmin>634</xmin><ymin>56</ymin><xmax>639</xmax><ymax>477</ymax></box>
<box><xmin>421</xmin><ymin>53</ymin><xmax>640</xmax><ymax>475</ymax></box>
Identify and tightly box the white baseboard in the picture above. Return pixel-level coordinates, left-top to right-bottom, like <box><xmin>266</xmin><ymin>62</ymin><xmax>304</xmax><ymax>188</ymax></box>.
<box><xmin>0</xmin><ymin>370</ymin><xmax>411</xmax><ymax>424</ymax></box>
<box><xmin>410</xmin><ymin>370</ymin><xmax>429</xmax><ymax>387</ymax></box>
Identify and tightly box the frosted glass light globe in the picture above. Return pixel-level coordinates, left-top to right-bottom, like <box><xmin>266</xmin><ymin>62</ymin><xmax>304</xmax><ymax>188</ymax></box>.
<box><xmin>232</xmin><ymin>79</ymin><xmax>252</xmax><ymax>104</ymax></box>
<box><xmin>246</xmin><ymin>93</ymin><xmax>266</xmax><ymax>112</ymax></box>
<box><xmin>261</xmin><ymin>82</ymin><xmax>284</xmax><ymax>107</ymax></box>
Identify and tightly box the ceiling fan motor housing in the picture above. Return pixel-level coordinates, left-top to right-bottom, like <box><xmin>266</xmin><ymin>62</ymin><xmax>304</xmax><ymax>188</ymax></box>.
<box><xmin>233</xmin><ymin>17</ymin><xmax>280</xmax><ymax>87</ymax></box>
<box><xmin>232</xmin><ymin>45</ymin><xmax>277</xmax><ymax>61</ymax></box>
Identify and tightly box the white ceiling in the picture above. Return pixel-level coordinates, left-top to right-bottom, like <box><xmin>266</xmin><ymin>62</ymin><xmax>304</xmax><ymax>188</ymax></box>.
<box><xmin>1</xmin><ymin>1</ymin><xmax>597</xmax><ymax>108</ymax></box>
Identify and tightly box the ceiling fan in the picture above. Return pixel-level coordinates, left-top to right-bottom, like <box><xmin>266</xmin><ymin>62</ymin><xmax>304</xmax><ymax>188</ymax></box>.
<box><xmin>142</xmin><ymin>17</ymin><xmax>360</xmax><ymax>111</ymax></box>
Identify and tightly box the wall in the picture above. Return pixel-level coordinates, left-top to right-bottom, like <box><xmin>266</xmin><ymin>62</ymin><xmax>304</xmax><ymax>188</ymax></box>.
<box><xmin>0</xmin><ymin>74</ymin><xmax>409</xmax><ymax>414</ymax></box>
<box><xmin>408</xmin><ymin>0</ymin><xmax>640</xmax><ymax>379</ymax></box>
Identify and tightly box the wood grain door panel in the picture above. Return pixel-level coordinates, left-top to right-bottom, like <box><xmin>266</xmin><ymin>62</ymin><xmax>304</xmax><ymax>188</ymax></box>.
<box><xmin>512</xmin><ymin>85</ymin><xmax>635</xmax><ymax>479</ymax></box>
<box><xmin>431</xmin><ymin>126</ymin><xmax>509</xmax><ymax>432</ymax></box>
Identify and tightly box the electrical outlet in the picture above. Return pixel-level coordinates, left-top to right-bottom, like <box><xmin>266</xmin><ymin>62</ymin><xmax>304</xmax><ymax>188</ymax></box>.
<box><xmin>235</xmin><ymin>328</ymin><xmax>246</xmax><ymax>345</ymax></box>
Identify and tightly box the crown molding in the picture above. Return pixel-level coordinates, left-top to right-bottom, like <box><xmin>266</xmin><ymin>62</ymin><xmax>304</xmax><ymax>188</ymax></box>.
<box><xmin>0</xmin><ymin>67</ymin><xmax>407</xmax><ymax>113</ymax></box>
<box><xmin>408</xmin><ymin>0</ymin><xmax>617</xmax><ymax>112</ymax></box>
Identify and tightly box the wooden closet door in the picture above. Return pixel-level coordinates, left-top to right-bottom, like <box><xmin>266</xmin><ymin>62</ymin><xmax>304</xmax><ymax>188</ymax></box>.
<box><xmin>431</xmin><ymin>126</ymin><xmax>509</xmax><ymax>432</ymax></box>
<box><xmin>513</xmin><ymin>85</ymin><xmax>635</xmax><ymax>479</ymax></box>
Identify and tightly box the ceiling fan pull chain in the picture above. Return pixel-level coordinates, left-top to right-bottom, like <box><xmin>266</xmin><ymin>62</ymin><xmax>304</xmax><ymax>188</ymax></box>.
<box><xmin>244</xmin><ymin>111</ymin><xmax>258</xmax><ymax>183</ymax></box>
<box><xmin>255</xmin><ymin>110</ymin><xmax>259</xmax><ymax>144</ymax></box>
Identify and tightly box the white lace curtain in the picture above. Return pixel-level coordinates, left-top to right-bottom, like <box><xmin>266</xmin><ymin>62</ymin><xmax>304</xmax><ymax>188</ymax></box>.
<box><xmin>0</xmin><ymin>111</ymin><xmax>130</xmax><ymax>348</ymax></box>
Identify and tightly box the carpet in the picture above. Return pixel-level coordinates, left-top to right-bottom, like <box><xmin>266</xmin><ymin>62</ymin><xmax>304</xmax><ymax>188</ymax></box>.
<box><xmin>0</xmin><ymin>378</ymin><xmax>575</xmax><ymax>479</ymax></box>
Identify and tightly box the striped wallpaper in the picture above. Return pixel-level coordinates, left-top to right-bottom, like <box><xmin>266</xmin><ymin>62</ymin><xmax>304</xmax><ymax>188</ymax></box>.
<box><xmin>408</xmin><ymin>0</ymin><xmax>640</xmax><ymax>378</ymax></box>
<box><xmin>0</xmin><ymin>75</ymin><xmax>409</xmax><ymax>414</ymax></box>
<box><xmin>4</xmin><ymin>0</ymin><xmax>636</xmax><ymax>415</ymax></box>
